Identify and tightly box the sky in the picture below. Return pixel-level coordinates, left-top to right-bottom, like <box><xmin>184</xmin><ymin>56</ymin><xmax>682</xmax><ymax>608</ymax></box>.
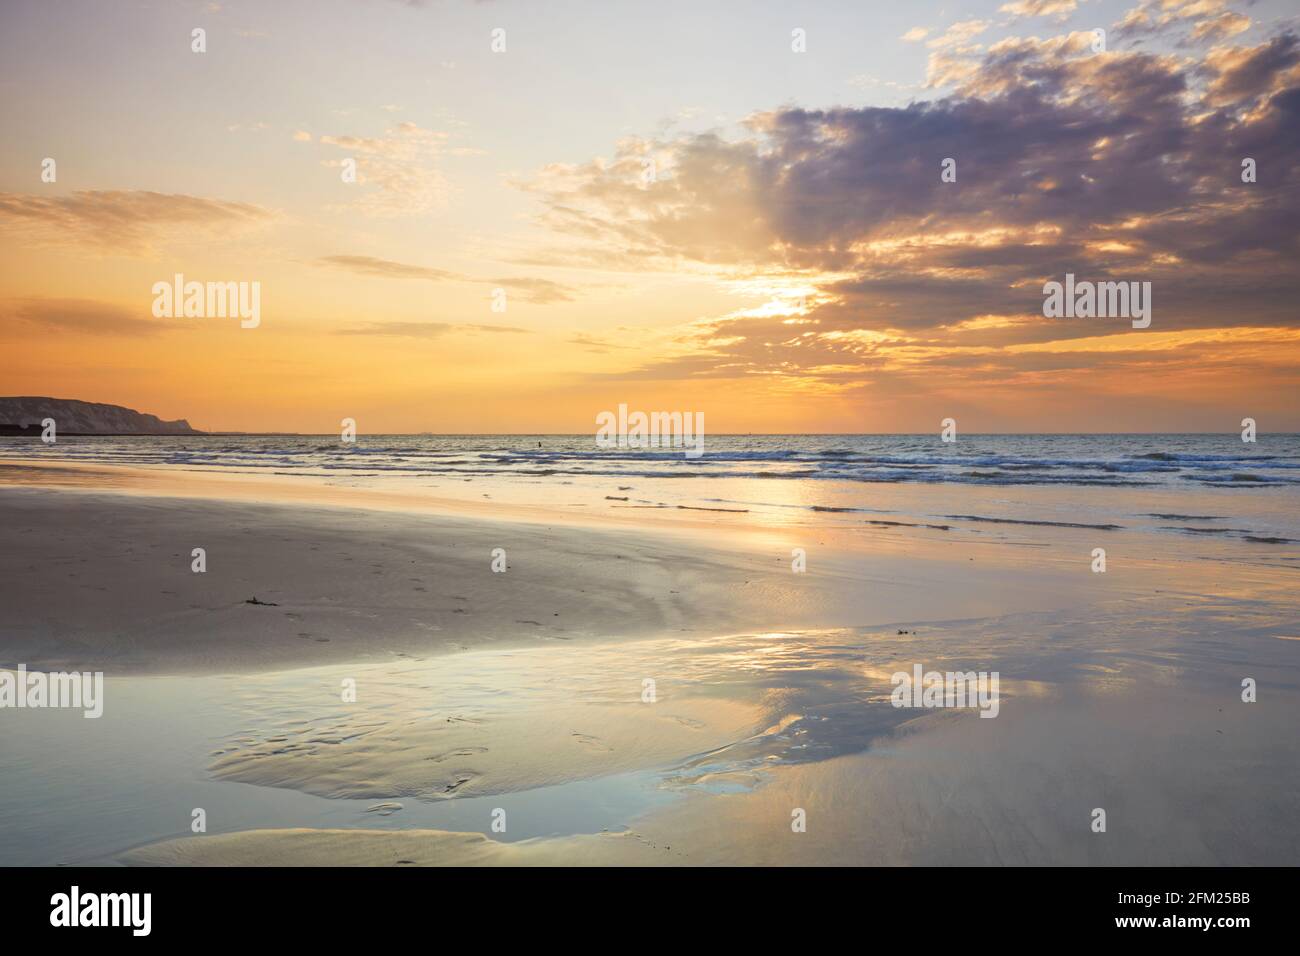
<box><xmin>1</xmin><ymin>0</ymin><xmax>1297</xmax><ymax>433</ymax></box>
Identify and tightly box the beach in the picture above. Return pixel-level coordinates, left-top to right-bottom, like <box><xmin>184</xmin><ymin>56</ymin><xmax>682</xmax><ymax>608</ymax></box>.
<box><xmin>2</xmin><ymin>438</ymin><xmax>1299</xmax><ymax>866</ymax></box>
<box><xmin>4</xmin><ymin>0</ymin><xmax>1299</xmax><ymax>922</ymax></box>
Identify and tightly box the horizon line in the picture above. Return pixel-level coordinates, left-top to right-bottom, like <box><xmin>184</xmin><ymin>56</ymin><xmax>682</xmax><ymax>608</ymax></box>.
<box><xmin>44</xmin><ymin>430</ymin><xmax>1297</xmax><ymax>438</ymax></box>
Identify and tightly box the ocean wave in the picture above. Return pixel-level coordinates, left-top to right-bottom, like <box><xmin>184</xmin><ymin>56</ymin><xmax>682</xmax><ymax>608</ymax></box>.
<box><xmin>5</xmin><ymin>434</ymin><xmax>1299</xmax><ymax>491</ymax></box>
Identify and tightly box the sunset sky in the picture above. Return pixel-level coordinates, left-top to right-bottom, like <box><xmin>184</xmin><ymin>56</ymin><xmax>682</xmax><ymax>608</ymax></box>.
<box><xmin>1</xmin><ymin>0</ymin><xmax>1297</xmax><ymax>433</ymax></box>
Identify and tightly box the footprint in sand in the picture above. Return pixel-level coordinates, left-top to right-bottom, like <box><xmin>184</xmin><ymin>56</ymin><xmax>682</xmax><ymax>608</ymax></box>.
<box><xmin>664</xmin><ymin>715</ymin><xmax>706</xmax><ymax>729</ymax></box>
<box><xmin>571</xmin><ymin>732</ymin><xmax>613</xmax><ymax>752</ymax></box>
<box><xmin>442</xmin><ymin>774</ymin><xmax>475</xmax><ymax>794</ymax></box>
<box><xmin>426</xmin><ymin>746</ymin><xmax>489</xmax><ymax>763</ymax></box>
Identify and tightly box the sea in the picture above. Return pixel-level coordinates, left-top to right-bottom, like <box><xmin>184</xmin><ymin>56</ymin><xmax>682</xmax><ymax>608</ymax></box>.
<box><xmin>4</xmin><ymin>432</ymin><xmax>1299</xmax><ymax>541</ymax></box>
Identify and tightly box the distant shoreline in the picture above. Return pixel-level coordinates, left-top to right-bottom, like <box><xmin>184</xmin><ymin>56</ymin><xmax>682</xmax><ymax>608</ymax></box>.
<box><xmin>4</xmin><ymin>431</ymin><xmax>1297</xmax><ymax>437</ymax></box>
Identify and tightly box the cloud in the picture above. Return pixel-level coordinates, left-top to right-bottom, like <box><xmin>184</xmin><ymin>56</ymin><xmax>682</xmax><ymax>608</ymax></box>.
<box><xmin>1114</xmin><ymin>0</ymin><xmax>1253</xmax><ymax>47</ymax></box>
<box><xmin>901</xmin><ymin>27</ymin><xmax>930</xmax><ymax>42</ymax></box>
<box><xmin>3</xmin><ymin>298</ymin><xmax>185</xmax><ymax>335</ymax></box>
<box><xmin>0</xmin><ymin>190</ymin><xmax>273</xmax><ymax>255</ymax></box>
<box><xmin>522</xmin><ymin>24</ymin><xmax>1300</xmax><ymax>388</ymax></box>
<box><xmin>316</xmin><ymin>255</ymin><xmax>459</xmax><ymax>282</ymax></box>
<box><xmin>568</xmin><ymin>333</ymin><xmax>636</xmax><ymax>353</ymax></box>
<box><xmin>927</xmin><ymin>20</ymin><xmax>991</xmax><ymax>50</ymax></box>
<box><xmin>1190</xmin><ymin>11</ymin><xmax>1251</xmax><ymax>45</ymax></box>
<box><xmin>338</xmin><ymin>321</ymin><xmax>529</xmax><ymax>337</ymax></box>
<box><xmin>999</xmin><ymin>0</ymin><xmax>1077</xmax><ymax>20</ymax></box>
<box><xmin>315</xmin><ymin>255</ymin><xmax>577</xmax><ymax>304</ymax></box>
<box><xmin>1203</xmin><ymin>32</ymin><xmax>1300</xmax><ymax>105</ymax></box>
<box><xmin>315</xmin><ymin>121</ymin><xmax>452</xmax><ymax>216</ymax></box>
<box><xmin>486</xmin><ymin>276</ymin><xmax>575</xmax><ymax>304</ymax></box>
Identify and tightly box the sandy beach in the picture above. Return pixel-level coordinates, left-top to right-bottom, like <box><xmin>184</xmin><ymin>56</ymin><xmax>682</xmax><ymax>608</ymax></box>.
<box><xmin>5</xmin><ymin>0</ymin><xmax>1300</xmax><ymax>927</ymax></box>
<box><xmin>2</xmin><ymin>453</ymin><xmax>1297</xmax><ymax>866</ymax></box>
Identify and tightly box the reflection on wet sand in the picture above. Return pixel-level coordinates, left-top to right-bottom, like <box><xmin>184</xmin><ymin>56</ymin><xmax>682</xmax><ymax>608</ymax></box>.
<box><xmin>0</xmin><ymin>464</ymin><xmax>1296</xmax><ymax>866</ymax></box>
<box><xmin>137</xmin><ymin>593</ymin><xmax>1300</xmax><ymax>865</ymax></box>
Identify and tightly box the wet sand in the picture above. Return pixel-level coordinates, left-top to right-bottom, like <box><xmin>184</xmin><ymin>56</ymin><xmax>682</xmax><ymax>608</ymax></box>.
<box><xmin>1</xmin><ymin>461</ymin><xmax>1298</xmax><ymax>866</ymax></box>
<box><xmin>123</xmin><ymin>682</ymin><xmax>1300</xmax><ymax>866</ymax></box>
<box><xmin>0</xmin><ymin>463</ymin><xmax>1164</xmax><ymax>674</ymax></box>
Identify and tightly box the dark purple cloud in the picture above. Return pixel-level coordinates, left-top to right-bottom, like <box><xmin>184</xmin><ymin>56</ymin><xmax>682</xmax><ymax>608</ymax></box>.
<box><xmin>528</xmin><ymin>25</ymin><xmax>1300</xmax><ymax>383</ymax></box>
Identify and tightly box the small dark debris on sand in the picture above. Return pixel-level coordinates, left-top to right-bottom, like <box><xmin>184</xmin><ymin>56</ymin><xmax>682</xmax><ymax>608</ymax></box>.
<box><xmin>245</xmin><ymin>596</ymin><xmax>280</xmax><ymax>606</ymax></box>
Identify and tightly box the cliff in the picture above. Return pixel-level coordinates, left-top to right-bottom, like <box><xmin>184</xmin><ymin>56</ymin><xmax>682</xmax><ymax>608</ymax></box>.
<box><xmin>0</xmin><ymin>397</ymin><xmax>202</xmax><ymax>435</ymax></box>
